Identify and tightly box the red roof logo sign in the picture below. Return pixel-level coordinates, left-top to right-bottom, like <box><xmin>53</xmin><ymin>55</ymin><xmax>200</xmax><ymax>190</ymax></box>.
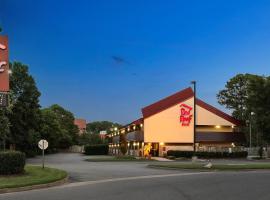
<box><xmin>180</xmin><ymin>104</ymin><xmax>193</xmax><ymax>126</ymax></box>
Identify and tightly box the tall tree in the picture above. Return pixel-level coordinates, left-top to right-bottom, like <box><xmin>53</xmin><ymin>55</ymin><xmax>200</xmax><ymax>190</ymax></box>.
<box><xmin>0</xmin><ymin>108</ymin><xmax>10</xmax><ymax>150</ymax></box>
<box><xmin>217</xmin><ymin>73</ymin><xmax>270</xmax><ymax>145</ymax></box>
<box><xmin>42</xmin><ymin>104</ymin><xmax>78</xmax><ymax>149</ymax></box>
<box><xmin>86</xmin><ymin>121</ymin><xmax>121</xmax><ymax>134</ymax></box>
<box><xmin>8</xmin><ymin>62</ymin><xmax>41</xmax><ymax>156</ymax></box>
<box><xmin>217</xmin><ymin>74</ymin><xmax>262</xmax><ymax>121</ymax></box>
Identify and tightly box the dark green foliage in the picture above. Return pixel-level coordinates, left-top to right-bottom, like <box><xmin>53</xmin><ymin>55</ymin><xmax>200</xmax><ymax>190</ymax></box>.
<box><xmin>0</xmin><ymin>151</ymin><xmax>26</xmax><ymax>175</ymax></box>
<box><xmin>0</xmin><ymin>108</ymin><xmax>10</xmax><ymax>150</ymax></box>
<box><xmin>77</xmin><ymin>133</ymin><xmax>104</xmax><ymax>145</ymax></box>
<box><xmin>167</xmin><ymin>150</ymin><xmax>248</xmax><ymax>158</ymax></box>
<box><xmin>217</xmin><ymin>74</ymin><xmax>270</xmax><ymax>145</ymax></box>
<box><xmin>8</xmin><ymin>62</ymin><xmax>42</xmax><ymax>156</ymax></box>
<box><xmin>84</xmin><ymin>144</ymin><xmax>109</xmax><ymax>155</ymax></box>
<box><xmin>86</xmin><ymin>121</ymin><xmax>121</xmax><ymax>134</ymax></box>
<box><xmin>40</xmin><ymin>104</ymin><xmax>79</xmax><ymax>150</ymax></box>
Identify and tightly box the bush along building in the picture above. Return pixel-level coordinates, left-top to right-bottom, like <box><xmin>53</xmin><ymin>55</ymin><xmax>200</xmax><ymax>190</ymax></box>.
<box><xmin>107</xmin><ymin>87</ymin><xmax>245</xmax><ymax>157</ymax></box>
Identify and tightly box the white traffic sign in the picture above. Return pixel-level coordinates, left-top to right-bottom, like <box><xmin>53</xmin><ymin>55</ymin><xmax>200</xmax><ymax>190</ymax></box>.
<box><xmin>38</xmin><ymin>139</ymin><xmax>48</xmax><ymax>150</ymax></box>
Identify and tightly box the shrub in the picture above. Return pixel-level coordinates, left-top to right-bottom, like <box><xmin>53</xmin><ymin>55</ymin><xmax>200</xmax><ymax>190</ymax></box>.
<box><xmin>167</xmin><ymin>150</ymin><xmax>248</xmax><ymax>159</ymax></box>
<box><xmin>84</xmin><ymin>144</ymin><xmax>109</xmax><ymax>155</ymax></box>
<box><xmin>0</xmin><ymin>151</ymin><xmax>26</xmax><ymax>175</ymax></box>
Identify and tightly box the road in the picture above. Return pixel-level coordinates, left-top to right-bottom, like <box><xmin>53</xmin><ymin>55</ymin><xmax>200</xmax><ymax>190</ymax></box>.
<box><xmin>1</xmin><ymin>153</ymin><xmax>270</xmax><ymax>200</ymax></box>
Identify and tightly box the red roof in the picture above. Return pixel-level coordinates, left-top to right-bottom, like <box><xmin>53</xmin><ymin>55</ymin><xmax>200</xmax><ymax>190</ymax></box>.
<box><xmin>141</xmin><ymin>87</ymin><xmax>241</xmax><ymax>126</ymax></box>
<box><xmin>74</xmin><ymin>119</ymin><xmax>87</xmax><ymax>129</ymax></box>
<box><xmin>142</xmin><ymin>87</ymin><xmax>193</xmax><ymax>118</ymax></box>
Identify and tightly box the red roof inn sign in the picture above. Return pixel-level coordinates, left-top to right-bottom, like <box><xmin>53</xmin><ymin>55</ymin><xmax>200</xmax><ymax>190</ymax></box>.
<box><xmin>0</xmin><ymin>36</ymin><xmax>9</xmax><ymax>107</ymax></box>
<box><xmin>180</xmin><ymin>103</ymin><xmax>193</xmax><ymax>126</ymax></box>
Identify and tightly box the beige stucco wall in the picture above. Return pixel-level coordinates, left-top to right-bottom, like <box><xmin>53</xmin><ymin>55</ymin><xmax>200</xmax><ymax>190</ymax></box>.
<box><xmin>144</xmin><ymin>98</ymin><xmax>194</xmax><ymax>143</ymax></box>
<box><xmin>144</xmin><ymin>97</ymin><xmax>236</xmax><ymax>143</ymax></box>
<box><xmin>196</xmin><ymin>105</ymin><xmax>235</xmax><ymax>126</ymax></box>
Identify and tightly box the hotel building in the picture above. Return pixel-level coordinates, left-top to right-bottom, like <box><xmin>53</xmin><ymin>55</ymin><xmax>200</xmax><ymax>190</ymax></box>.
<box><xmin>108</xmin><ymin>87</ymin><xmax>245</xmax><ymax>157</ymax></box>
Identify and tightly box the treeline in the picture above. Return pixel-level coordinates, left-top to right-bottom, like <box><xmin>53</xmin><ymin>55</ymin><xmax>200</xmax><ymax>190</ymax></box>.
<box><xmin>217</xmin><ymin>74</ymin><xmax>270</xmax><ymax>146</ymax></box>
<box><xmin>0</xmin><ymin>62</ymin><xmax>120</xmax><ymax>156</ymax></box>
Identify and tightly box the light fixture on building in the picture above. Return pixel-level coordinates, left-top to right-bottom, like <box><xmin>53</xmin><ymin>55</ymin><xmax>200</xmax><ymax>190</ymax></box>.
<box><xmin>128</xmin><ymin>127</ymin><xmax>130</xmax><ymax>131</ymax></box>
<box><xmin>128</xmin><ymin>143</ymin><xmax>130</xmax><ymax>147</ymax></box>
<box><xmin>140</xmin><ymin>123</ymin><xmax>143</xmax><ymax>127</ymax></box>
<box><xmin>231</xmin><ymin>143</ymin><xmax>235</xmax><ymax>147</ymax></box>
<box><xmin>231</xmin><ymin>125</ymin><xmax>234</xmax><ymax>128</ymax></box>
<box><xmin>114</xmin><ymin>127</ymin><xmax>118</xmax><ymax>131</ymax></box>
<box><xmin>133</xmin><ymin>125</ymin><xmax>136</xmax><ymax>130</ymax></box>
<box><xmin>159</xmin><ymin>142</ymin><xmax>164</xmax><ymax>146</ymax></box>
<box><xmin>142</xmin><ymin>142</ymin><xmax>144</xmax><ymax>146</ymax></box>
<box><xmin>215</xmin><ymin>125</ymin><xmax>221</xmax><ymax>129</ymax></box>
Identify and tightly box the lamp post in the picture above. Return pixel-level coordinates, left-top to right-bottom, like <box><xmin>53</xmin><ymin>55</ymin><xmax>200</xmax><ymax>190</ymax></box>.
<box><xmin>250</xmin><ymin>112</ymin><xmax>255</xmax><ymax>153</ymax></box>
<box><xmin>191</xmin><ymin>81</ymin><xmax>196</xmax><ymax>152</ymax></box>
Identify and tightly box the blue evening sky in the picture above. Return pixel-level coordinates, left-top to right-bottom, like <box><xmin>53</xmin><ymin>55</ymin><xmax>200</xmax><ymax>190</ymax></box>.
<box><xmin>1</xmin><ymin>0</ymin><xmax>270</xmax><ymax>124</ymax></box>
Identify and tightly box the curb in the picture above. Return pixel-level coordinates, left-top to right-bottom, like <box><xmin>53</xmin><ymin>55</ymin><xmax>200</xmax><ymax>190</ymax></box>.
<box><xmin>0</xmin><ymin>176</ymin><xmax>69</xmax><ymax>194</ymax></box>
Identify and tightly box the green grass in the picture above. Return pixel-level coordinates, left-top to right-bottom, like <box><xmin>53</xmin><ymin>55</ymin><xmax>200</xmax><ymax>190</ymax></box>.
<box><xmin>85</xmin><ymin>155</ymin><xmax>153</xmax><ymax>162</ymax></box>
<box><xmin>148</xmin><ymin>163</ymin><xmax>270</xmax><ymax>171</ymax></box>
<box><xmin>0</xmin><ymin>165</ymin><xmax>67</xmax><ymax>189</ymax></box>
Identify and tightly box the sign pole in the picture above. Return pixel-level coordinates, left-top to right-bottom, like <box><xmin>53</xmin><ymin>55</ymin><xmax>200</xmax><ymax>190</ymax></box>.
<box><xmin>42</xmin><ymin>140</ymin><xmax>45</xmax><ymax>169</ymax></box>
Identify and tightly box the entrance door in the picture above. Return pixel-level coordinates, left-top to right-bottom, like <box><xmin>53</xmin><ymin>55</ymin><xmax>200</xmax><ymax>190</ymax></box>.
<box><xmin>150</xmin><ymin>143</ymin><xmax>159</xmax><ymax>156</ymax></box>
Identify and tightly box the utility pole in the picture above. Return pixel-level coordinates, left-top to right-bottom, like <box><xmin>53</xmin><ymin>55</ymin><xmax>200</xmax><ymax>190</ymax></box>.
<box><xmin>191</xmin><ymin>81</ymin><xmax>196</xmax><ymax>152</ymax></box>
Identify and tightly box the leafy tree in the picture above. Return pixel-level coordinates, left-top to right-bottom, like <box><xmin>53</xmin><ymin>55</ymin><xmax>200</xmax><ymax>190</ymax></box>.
<box><xmin>247</xmin><ymin>76</ymin><xmax>270</xmax><ymax>145</ymax></box>
<box><xmin>40</xmin><ymin>108</ymin><xmax>62</xmax><ymax>152</ymax></box>
<box><xmin>77</xmin><ymin>133</ymin><xmax>104</xmax><ymax>145</ymax></box>
<box><xmin>8</xmin><ymin>62</ymin><xmax>41</xmax><ymax>156</ymax></box>
<box><xmin>217</xmin><ymin>74</ymin><xmax>261</xmax><ymax>121</ymax></box>
<box><xmin>86</xmin><ymin>121</ymin><xmax>121</xmax><ymax>134</ymax></box>
<box><xmin>40</xmin><ymin>104</ymin><xmax>79</xmax><ymax>149</ymax></box>
<box><xmin>0</xmin><ymin>108</ymin><xmax>10</xmax><ymax>150</ymax></box>
<box><xmin>217</xmin><ymin>74</ymin><xmax>270</xmax><ymax>145</ymax></box>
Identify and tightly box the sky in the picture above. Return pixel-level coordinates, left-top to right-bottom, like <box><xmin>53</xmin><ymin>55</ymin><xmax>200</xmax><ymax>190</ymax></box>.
<box><xmin>1</xmin><ymin>0</ymin><xmax>270</xmax><ymax>124</ymax></box>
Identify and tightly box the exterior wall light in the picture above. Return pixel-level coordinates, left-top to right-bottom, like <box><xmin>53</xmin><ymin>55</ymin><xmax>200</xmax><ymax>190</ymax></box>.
<box><xmin>114</xmin><ymin>127</ymin><xmax>118</xmax><ymax>131</ymax></box>
<box><xmin>128</xmin><ymin>127</ymin><xmax>130</xmax><ymax>131</ymax></box>
<box><xmin>231</xmin><ymin>125</ymin><xmax>234</xmax><ymax>128</ymax></box>
<box><xmin>231</xmin><ymin>143</ymin><xmax>235</xmax><ymax>147</ymax></box>
<box><xmin>128</xmin><ymin>143</ymin><xmax>130</xmax><ymax>147</ymax></box>
<box><xmin>133</xmin><ymin>125</ymin><xmax>136</xmax><ymax>130</ymax></box>
<box><xmin>215</xmin><ymin>125</ymin><xmax>221</xmax><ymax>129</ymax></box>
<box><xmin>159</xmin><ymin>142</ymin><xmax>164</xmax><ymax>146</ymax></box>
<box><xmin>140</xmin><ymin>124</ymin><xmax>143</xmax><ymax>127</ymax></box>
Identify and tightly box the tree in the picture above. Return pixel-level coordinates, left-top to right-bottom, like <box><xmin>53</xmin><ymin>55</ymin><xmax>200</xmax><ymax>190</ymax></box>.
<box><xmin>247</xmin><ymin>76</ymin><xmax>270</xmax><ymax>145</ymax></box>
<box><xmin>86</xmin><ymin>121</ymin><xmax>121</xmax><ymax>134</ymax></box>
<box><xmin>217</xmin><ymin>74</ymin><xmax>270</xmax><ymax>145</ymax></box>
<box><xmin>0</xmin><ymin>108</ymin><xmax>10</xmax><ymax>150</ymax></box>
<box><xmin>8</xmin><ymin>62</ymin><xmax>42</xmax><ymax>156</ymax></box>
<box><xmin>41</xmin><ymin>104</ymin><xmax>79</xmax><ymax>149</ymax></box>
<box><xmin>217</xmin><ymin>74</ymin><xmax>262</xmax><ymax>121</ymax></box>
<box><xmin>40</xmin><ymin>108</ymin><xmax>63</xmax><ymax>152</ymax></box>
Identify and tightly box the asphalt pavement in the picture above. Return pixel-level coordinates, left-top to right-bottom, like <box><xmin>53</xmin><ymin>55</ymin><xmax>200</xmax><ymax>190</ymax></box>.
<box><xmin>1</xmin><ymin>153</ymin><xmax>270</xmax><ymax>200</ymax></box>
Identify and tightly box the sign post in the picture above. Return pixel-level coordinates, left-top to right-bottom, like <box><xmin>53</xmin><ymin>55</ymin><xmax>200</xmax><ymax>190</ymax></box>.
<box><xmin>38</xmin><ymin>139</ymin><xmax>48</xmax><ymax>169</ymax></box>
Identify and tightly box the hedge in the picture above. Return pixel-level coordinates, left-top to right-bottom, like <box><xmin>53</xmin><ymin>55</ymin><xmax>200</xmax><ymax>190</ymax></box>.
<box><xmin>84</xmin><ymin>144</ymin><xmax>109</xmax><ymax>155</ymax></box>
<box><xmin>167</xmin><ymin>150</ymin><xmax>248</xmax><ymax>159</ymax></box>
<box><xmin>0</xmin><ymin>151</ymin><xmax>26</xmax><ymax>175</ymax></box>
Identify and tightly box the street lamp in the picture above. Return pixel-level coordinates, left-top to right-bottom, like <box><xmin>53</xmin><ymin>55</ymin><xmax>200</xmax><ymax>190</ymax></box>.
<box><xmin>250</xmin><ymin>112</ymin><xmax>255</xmax><ymax>152</ymax></box>
<box><xmin>191</xmin><ymin>81</ymin><xmax>196</xmax><ymax>152</ymax></box>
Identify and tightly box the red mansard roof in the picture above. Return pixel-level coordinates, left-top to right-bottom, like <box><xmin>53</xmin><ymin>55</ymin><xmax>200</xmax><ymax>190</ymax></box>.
<box><xmin>141</xmin><ymin>87</ymin><xmax>241</xmax><ymax>126</ymax></box>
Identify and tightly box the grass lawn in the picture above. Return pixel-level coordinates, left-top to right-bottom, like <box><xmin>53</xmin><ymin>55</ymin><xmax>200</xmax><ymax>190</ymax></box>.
<box><xmin>85</xmin><ymin>155</ymin><xmax>153</xmax><ymax>162</ymax></box>
<box><xmin>0</xmin><ymin>165</ymin><xmax>67</xmax><ymax>189</ymax></box>
<box><xmin>148</xmin><ymin>163</ymin><xmax>270</xmax><ymax>171</ymax></box>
